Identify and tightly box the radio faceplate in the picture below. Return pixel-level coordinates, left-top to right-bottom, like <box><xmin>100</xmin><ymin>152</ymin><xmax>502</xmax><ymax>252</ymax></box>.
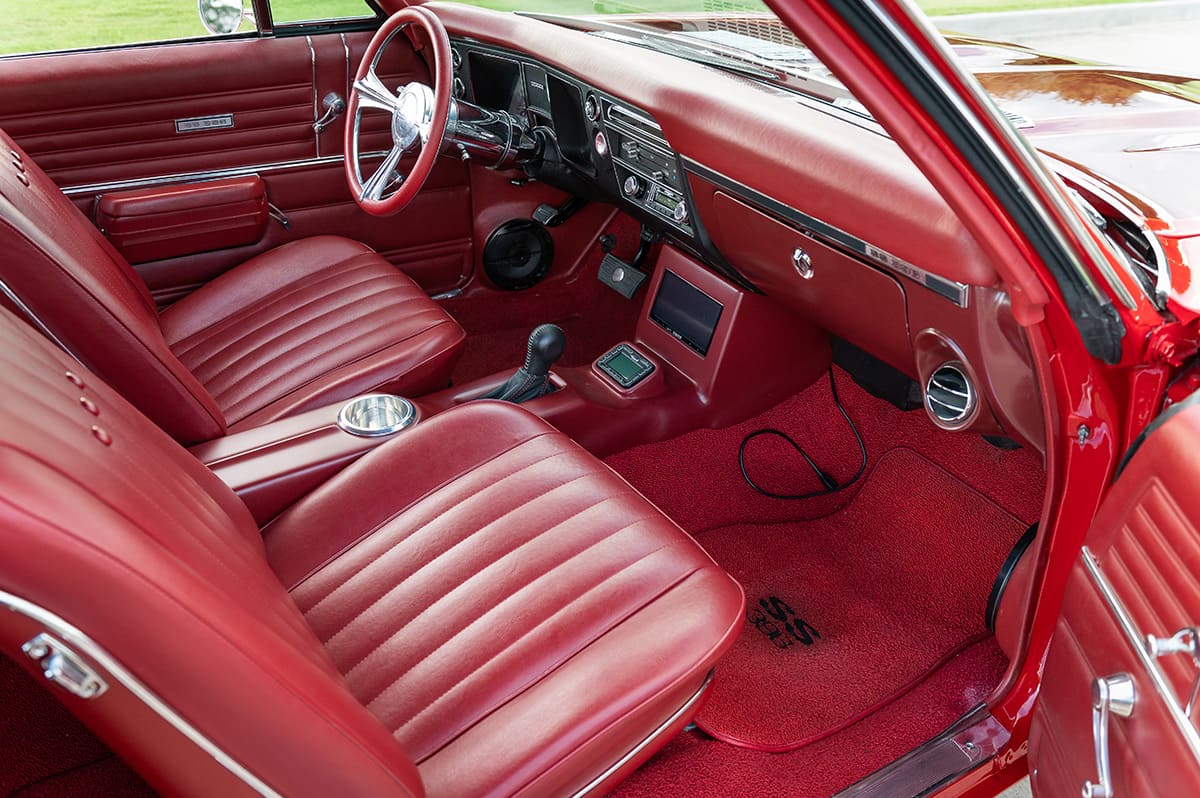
<box><xmin>604</xmin><ymin>102</ymin><xmax>693</xmax><ymax>232</ymax></box>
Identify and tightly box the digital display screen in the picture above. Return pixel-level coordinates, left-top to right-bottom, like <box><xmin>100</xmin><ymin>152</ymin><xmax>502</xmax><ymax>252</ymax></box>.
<box><xmin>650</xmin><ymin>271</ymin><xmax>723</xmax><ymax>356</ymax></box>
<box><xmin>606</xmin><ymin>350</ymin><xmax>644</xmax><ymax>381</ymax></box>
<box><xmin>653</xmin><ymin>190</ymin><xmax>678</xmax><ymax>214</ymax></box>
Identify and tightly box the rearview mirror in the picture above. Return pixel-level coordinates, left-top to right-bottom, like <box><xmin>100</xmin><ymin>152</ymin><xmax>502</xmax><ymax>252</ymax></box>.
<box><xmin>198</xmin><ymin>0</ymin><xmax>248</xmax><ymax>35</ymax></box>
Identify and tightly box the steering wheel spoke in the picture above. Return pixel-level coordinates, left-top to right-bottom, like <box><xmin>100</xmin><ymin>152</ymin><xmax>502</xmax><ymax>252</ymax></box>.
<box><xmin>360</xmin><ymin>145</ymin><xmax>407</xmax><ymax>202</ymax></box>
<box><xmin>354</xmin><ymin>70</ymin><xmax>400</xmax><ymax>113</ymax></box>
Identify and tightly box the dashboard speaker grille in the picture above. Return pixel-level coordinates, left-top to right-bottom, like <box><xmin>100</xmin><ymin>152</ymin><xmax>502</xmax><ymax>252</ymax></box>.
<box><xmin>925</xmin><ymin>363</ymin><xmax>975</xmax><ymax>427</ymax></box>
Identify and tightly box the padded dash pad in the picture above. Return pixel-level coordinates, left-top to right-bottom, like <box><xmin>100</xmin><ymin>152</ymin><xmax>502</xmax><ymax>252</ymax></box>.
<box><xmin>693</xmin><ymin>447</ymin><xmax>1023</xmax><ymax>751</ymax></box>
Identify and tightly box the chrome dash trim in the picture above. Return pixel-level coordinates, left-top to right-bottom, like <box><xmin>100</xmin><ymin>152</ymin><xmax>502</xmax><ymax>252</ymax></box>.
<box><xmin>306</xmin><ymin>35</ymin><xmax>320</xmax><ymax>157</ymax></box>
<box><xmin>0</xmin><ymin>590</ymin><xmax>282</xmax><ymax>797</ymax></box>
<box><xmin>0</xmin><ymin>278</ymin><xmax>84</xmax><ymax>365</ymax></box>
<box><xmin>570</xmin><ymin>670</ymin><xmax>713</xmax><ymax>798</ymax></box>
<box><xmin>61</xmin><ymin>152</ymin><xmax>387</xmax><ymax>198</ymax></box>
<box><xmin>606</xmin><ymin>103</ymin><xmax>663</xmax><ymax>133</ymax></box>
<box><xmin>1081</xmin><ymin>546</ymin><xmax>1200</xmax><ymax>763</ymax></box>
<box><xmin>684</xmin><ymin>157</ymin><xmax>969</xmax><ymax>307</ymax></box>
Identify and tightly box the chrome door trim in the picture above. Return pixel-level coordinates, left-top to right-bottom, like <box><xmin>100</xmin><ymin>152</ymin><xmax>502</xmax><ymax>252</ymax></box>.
<box><xmin>306</xmin><ymin>35</ymin><xmax>321</xmax><ymax>156</ymax></box>
<box><xmin>0</xmin><ymin>589</ymin><xmax>282</xmax><ymax>798</ymax></box>
<box><xmin>60</xmin><ymin>152</ymin><xmax>387</xmax><ymax>198</ymax></box>
<box><xmin>1081</xmin><ymin>546</ymin><xmax>1200</xmax><ymax>763</ymax></box>
<box><xmin>571</xmin><ymin>670</ymin><xmax>713</xmax><ymax>798</ymax></box>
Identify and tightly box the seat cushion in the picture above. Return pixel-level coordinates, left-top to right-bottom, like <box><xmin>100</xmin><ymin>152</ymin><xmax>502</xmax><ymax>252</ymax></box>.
<box><xmin>160</xmin><ymin>236</ymin><xmax>464</xmax><ymax>430</ymax></box>
<box><xmin>263</xmin><ymin>401</ymin><xmax>745</xmax><ymax>798</ymax></box>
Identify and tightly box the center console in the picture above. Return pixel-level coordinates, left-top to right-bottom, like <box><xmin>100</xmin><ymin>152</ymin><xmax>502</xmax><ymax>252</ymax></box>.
<box><xmin>195</xmin><ymin>245</ymin><xmax>829</xmax><ymax>523</ymax></box>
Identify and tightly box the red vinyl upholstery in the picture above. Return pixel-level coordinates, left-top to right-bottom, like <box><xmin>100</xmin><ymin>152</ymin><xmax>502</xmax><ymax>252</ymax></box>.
<box><xmin>160</xmin><ymin>237</ymin><xmax>464</xmax><ymax>431</ymax></box>
<box><xmin>0</xmin><ymin>129</ymin><xmax>464</xmax><ymax>443</ymax></box>
<box><xmin>0</xmin><ymin>305</ymin><xmax>744</xmax><ymax>796</ymax></box>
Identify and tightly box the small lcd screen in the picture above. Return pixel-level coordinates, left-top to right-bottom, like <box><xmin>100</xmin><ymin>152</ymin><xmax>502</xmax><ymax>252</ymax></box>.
<box><xmin>652</xmin><ymin>190</ymin><xmax>678</xmax><ymax>214</ymax></box>
<box><xmin>607</xmin><ymin>350</ymin><xmax>644</xmax><ymax>381</ymax></box>
<box><xmin>649</xmin><ymin>271</ymin><xmax>723</xmax><ymax>356</ymax></box>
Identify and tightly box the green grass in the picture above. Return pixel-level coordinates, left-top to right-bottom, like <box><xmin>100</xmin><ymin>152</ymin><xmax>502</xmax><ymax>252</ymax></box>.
<box><xmin>0</xmin><ymin>0</ymin><xmax>373</xmax><ymax>57</ymax></box>
<box><xmin>0</xmin><ymin>0</ymin><xmax>1151</xmax><ymax>56</ymax></box>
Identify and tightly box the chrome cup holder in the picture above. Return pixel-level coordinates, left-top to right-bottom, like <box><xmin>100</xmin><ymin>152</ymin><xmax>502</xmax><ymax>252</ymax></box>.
<box><xmin>336</xmin><ymin>394</ymin><xmax>416</xmax><ymax>437</ymax></box>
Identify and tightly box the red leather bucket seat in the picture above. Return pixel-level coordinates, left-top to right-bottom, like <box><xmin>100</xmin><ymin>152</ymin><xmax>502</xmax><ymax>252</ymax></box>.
<box><xmin>0</xmin><ymin>306</ymin><xmax>744</xmax><ymax>797</ymax></box>
<box><xmin>0</xmin><ymin>130</ymin><xmax>464</xmax><ymax>444</ymax></box>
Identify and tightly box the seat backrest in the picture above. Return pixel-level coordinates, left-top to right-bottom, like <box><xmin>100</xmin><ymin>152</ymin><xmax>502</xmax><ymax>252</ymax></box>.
<box><xmin>0</xmin><ymin>129</ymin><xmax>225</xmax><ymax>443</ymax></box>
<box><xmin>0</xmin><ymin>306</ymin><xmax>424</xmax><ymax>797</ymax></box>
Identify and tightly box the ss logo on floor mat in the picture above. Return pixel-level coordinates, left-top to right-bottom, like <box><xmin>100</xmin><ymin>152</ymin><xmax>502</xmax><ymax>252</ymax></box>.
<box><xmin>747</xmin><ymin>596</ymin><xmax>820</xmax><ymax>650</ymax></box>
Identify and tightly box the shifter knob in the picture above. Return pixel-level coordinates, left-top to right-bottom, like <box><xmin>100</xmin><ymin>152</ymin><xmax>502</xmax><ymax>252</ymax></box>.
<box><xmin>523</xmin><ymin>323</ymin><xmax>566</xmax><ymax>377</ymax></box>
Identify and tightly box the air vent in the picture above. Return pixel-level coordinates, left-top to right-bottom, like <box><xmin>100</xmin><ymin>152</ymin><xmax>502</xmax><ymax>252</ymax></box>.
<box><xmin>604</xmin><ymin>103</ymin><xmax>668</xmax><ymax>147</ymax></box>
<box><xmin>925</xmin><ymin>363</ymin><xmax>975</xmax><ymax>428</ymax></box>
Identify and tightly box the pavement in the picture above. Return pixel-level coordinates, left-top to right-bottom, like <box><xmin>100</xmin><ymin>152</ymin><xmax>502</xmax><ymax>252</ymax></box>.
<box><xmin>997</xmin><ymin>776</ymin><xmax>1033</xmax><ymax>797</ymax></box>
<box><xmin>932</xmin><ymin>0</ymin><xmax>1200</xmax><ymax>74</ymax></box>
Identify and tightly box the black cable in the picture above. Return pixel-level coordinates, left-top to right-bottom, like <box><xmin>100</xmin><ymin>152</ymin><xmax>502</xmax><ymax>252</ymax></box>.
<box><xmin>737</xmin><ymin>368</ymin><xmax>868</xmax><ymax>500</ymax></box>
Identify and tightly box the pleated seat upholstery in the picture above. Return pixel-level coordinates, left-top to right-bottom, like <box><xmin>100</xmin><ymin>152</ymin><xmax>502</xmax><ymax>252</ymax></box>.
<box><xmin>0</xmin><ymin>128</ymin><xmax>463</xmax><ymax>443</ymax></box>
<box><xmin>160</xmin><ymin>236</ymin><xmax>464</xmax><ymax>432</ymax></box>
<box><xmin>0</xmin><ymin>305</ymin><xmax>745</xmax><ymax>797</ymax></box>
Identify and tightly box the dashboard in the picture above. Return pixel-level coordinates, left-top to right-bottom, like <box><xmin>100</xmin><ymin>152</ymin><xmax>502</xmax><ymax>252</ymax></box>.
<box><xmin>436</xmin><ymin>4</ymin><xmax>1045</xmax><ymax>454</ymax></box>
<box><xmin>451</xmin><ymin>42</ymin><xmax>716</xmax><ymax>264</ymax></box>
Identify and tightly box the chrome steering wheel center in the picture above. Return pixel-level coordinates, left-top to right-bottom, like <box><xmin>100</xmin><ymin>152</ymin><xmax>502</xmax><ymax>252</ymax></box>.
<box><xmin>392</xmin><ymin>82</ymin><xmax>435</xmax><ymax>151</ymax></box>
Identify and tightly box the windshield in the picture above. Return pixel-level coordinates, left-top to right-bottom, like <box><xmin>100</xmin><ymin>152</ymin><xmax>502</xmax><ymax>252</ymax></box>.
<box><xmin>447</xmin><ymin>1</ymin><xmax>864</xmax><ymax>116</ymax></box>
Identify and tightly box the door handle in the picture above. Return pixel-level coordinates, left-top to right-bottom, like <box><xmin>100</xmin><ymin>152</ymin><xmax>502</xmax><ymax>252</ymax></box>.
<box><xmin>1147</xmin><ymin>626</ymin><xmax>1200</xmax><ymax>716</ymax></box>
<box><xmin>1083</xmin><ymin>673</ymin><xmax>1136</xmax><ymax>798</ymax></box>
<box><xmin>313</xmin><ymin>93</ymin><xmax>346</xmax><ymax>135</ymax></box>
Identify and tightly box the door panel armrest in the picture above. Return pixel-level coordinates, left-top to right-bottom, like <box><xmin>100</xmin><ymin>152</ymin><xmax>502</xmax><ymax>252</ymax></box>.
<box><xmin>96</xmin><ymin>176</ymin><xmax>269</xmax><ymax>264</ymax></box>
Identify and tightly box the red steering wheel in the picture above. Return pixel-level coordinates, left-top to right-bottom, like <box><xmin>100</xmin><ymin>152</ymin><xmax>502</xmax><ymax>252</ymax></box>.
<box><xmin>344</xmin><ymin>7</ymin><xmax>452</xmax><ymax>216</ymax></box>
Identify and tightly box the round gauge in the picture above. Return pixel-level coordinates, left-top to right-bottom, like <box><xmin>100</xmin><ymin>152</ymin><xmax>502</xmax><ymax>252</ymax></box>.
<box><xmin>594</xmin><ymin>131</ymin><xmax>608</xmax><ymax>156</ymax></box>
<box><xmin>584</xmin><ymin>95</ymin><xmax>599</xmax><ymax>122</ymax></box>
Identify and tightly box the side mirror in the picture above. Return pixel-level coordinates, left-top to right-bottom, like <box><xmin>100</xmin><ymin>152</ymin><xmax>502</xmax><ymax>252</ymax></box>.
<box><xmin>198</xmin><ymin>0</ymin><xmax>250</xmax><ymax>35</ymax></box>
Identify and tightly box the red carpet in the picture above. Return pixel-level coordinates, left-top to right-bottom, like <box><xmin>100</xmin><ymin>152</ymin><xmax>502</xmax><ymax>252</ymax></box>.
<box><xmin>690</xmin><ymin>448</ymin><xmax>1025</xmax><ymax>750</ymax></box>
<box><xmin>0</xmin><ymin>654</ymin><xmax>152</xmax><ymax>797</ymax></box>
<box><xmin>613</xmin><ymin>637</ymin><xmax>1008</xmax><ymax>798</ymax></box>
<box><xmin>605</xmin><ymin>366</ymin><xmax>1045</xmax><ymax>534</ymax></box>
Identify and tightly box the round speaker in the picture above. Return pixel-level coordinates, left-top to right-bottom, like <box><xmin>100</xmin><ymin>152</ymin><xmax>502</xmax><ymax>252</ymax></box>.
<box><xmin>483</xmin><ymin>220</ymin><xmax>554</xmax><ymax>291</ymax></box>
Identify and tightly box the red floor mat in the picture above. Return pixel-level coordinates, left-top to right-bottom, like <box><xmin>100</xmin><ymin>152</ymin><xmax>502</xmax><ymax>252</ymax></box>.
<box><xmin>613</xmin><ymin>637</ymin><xmax>1008</xmax><ymax>798</ymax></box>
<box><xmin>691</xmin><ymin>448</ymin><xmax>1025</xmax><ymax>751</ymax></box>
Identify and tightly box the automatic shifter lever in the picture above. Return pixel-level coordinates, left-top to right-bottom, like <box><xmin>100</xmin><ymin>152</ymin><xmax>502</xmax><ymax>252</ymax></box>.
<box><xmin>479</xmin><ymin>324</ymin><xmax>566</xmax><ymax>404</ymax></box>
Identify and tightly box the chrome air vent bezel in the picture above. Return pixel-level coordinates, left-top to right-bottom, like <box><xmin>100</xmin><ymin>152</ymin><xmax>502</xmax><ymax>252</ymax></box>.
<box><xmin>925</xmin><ymin>362</ymin><xmax>977</xmax><ymax>430</ymax></box>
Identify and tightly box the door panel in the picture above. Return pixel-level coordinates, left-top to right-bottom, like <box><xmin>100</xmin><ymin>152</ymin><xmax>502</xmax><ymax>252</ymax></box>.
<box><xmin>1030</xmin><ymin>401</ymin><xmax>1200</xmax><ymax>796</ymax></box>
<box><xmin>0</xmin><ymin>29</ymin><xmax>473</xmax><ymax>299</ymax></box>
